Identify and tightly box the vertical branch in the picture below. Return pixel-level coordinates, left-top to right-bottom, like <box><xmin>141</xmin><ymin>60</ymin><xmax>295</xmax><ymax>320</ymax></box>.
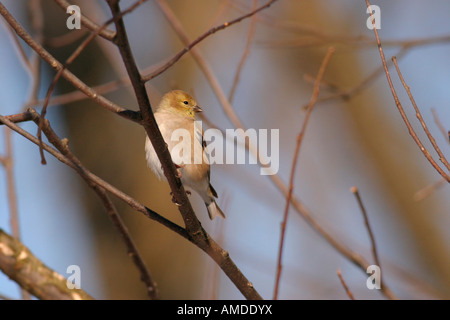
<box><xmin>431</xmin><ymin>108</ymin><xmax>449</xmax><ymax>144</ymax></box>
<box><xmin>1</xmin><ymin>128</ymin><xmax>30</xmax><ymax>300</ymax></box>
<box><xmin>228</xmin><ymin>0</ymin><xmax>259</xmax><ymax>103</ymax></box>
<box><xmin>350</xmin><ymin>187</ymin><xmax>397</xmax><ymax>300</ymax></box>
<box><xmin>106</xmin><ymin>0</ymin><xmax>202</xmax><ymax>235</ymax></box>
<box><xmin>273</xmin><ymin>47</ymin><xmax>335</xmax><ymax>300</ymax></box>
<box><xmin>350</xmin><ymin>187</ymin><xmax>381</xmax><ymax>271</ymax></box>
<box><xmin>27</xmin><ymin>0</ymin><xmax>44</xmax><ymax>105</ymax></box>
<box><xmin>106</xmin><ymin>0</ymin><xmax>262</xmax><ymax>300</ymax></box>
<box><xmin>2</xmin><ymin>128</ymin><xmax>20</xmax><ymax>239</ymax></box>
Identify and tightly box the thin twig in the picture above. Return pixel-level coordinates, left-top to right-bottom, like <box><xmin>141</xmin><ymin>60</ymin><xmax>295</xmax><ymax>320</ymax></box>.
<box><xmin>392</xmin><ymin>57</ymin><xmax>450</xmax><ymax>172</ymax></box>
<box><xmin>17</xmin><ymin>60</ymin><xmax>163</xmax><ymax>112</ymax></box>
<box><xmin>44</xmin><ymin>28</ymin><xmax>88</xmax><ymax>48</ymax></box>
<box><xmin>431</xmin><ymin>108</ymin><xmax>449</xmax><ymax>144</ymax></box>
<box><xmin>0</xmin><ymin>22</ymin><xmax>32</xmax><ymax>72</ymax></box>
<box><xmin>2</xmin><ymin>128</ymin><xmax>20</xmax><ymax>240</ymax></box>
<box><xmin>228</xmin><ymin>0</ymin><xmax>259</xmax><ymax>103</ymax></box>
<box><xmin>0</xmin><ymin>111</ymin><xmax>187</xmax><ymax>240</ymax></box>
<box><xmin>350</xmin><ymin>187</ymin><xmax>397</xmax><ymax>300</ymax></box>
<box><xmin>27</xmin><ymin>0</ymin><xmax>44</xmax><ymax>106</ymax></box>
<box><xmin>144</xmin><ymin>0</ymin><xmax>277</xmax><ymax>82</ymax></box>
<box><xmin>52</xmin><ymin>0</ymin><xmax>116</xmax><ymax>41</ymax></box>
<box><xmin>37</xmin><ymin>0</ymin><xmax>149</xmax><ymax>164</ymax></box>
<box><xmin>2</xmin><ymin>127</ymin><xmax>30</xmax><ymax>301</ymax></box>
<box><xmin>350</xmin><ymin>187</ymin><xmax>381</xmax><ymax>272</ymax></box>
<box><xmin>413</xmin><ymin>178</ymin><xmax>447</xmax><ymax>201</ymax></box>
<box><xmin>0</xmin><ymin>2</ymin><xmax>142</xmax><ymax>124</ymax></box>
<box><xmin>97</xmin><ymin>187</ymin><xmax>160</xmax><ymax>299</ymax></box>
<box><xmin>32</xmin><ymin>111</ymin><xmax>160</xmax><ymax>299</ymax></box>
<box><xmin>28</xmin><ymin>131</ymin><xmax>157</xmax><ymax>300</ymax></box>
<box><xmin>273</xmin><ymin>47</ymin><xmax>335</xmax><ymax>300</ymax></box>
<box><xmin>304</xmin><ymin>47</ymin><xmax>409</xmax><ymax>109</ymax></box>
<box><xmin>337</xmin><ymin>269</ymin><xmax>355</xmax><ymax>300</ymax></box>
<box><xmin>365</xmin><ymin>0</ymin><xmax>450</xmax><ymax>184</ymax></box>
<box><xmin>204</xmin><ymin>0</ymin><xmax>231</xmax><ymax>30</ymax></box>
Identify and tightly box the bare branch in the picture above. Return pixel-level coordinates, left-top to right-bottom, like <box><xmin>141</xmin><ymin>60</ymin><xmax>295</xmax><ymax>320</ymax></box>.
<box><xmin>414</xmin><ymin>178</ymin><xmax>446</xmax><ymax>201</ymax></box>
<box><xmin>337</xmin><ymin>269</ymin><xmax>355</xmax><ymax>300</ymax></box>
<box><xmin>53</xmin><ymin>0</ymin><xmax>116</xmax><ymax>41</ymax></box>
<box><xmin>431</xmin><ymin>108</ymin><xmax>449</xmax><ymax>144</ymax></box>
<box><xmin>30</xmin><ymin>112</ymin><xmax>160</xmax><ymax>300</ymax></box>
<box><xmin>36</xmin><ymin>0</ymin><xmax>150</xmax><ymax>164</ymax></box>
<box><xmin>229</xmin><ymin>0</ymin><xmax>259</xmax><ymax>103</ymax></box>
<box><xmin>106</xmin><ymin>0</ymin><xmax>202</xmax><ymax>235</ymax></box>
<box><xmin>350</xmin><ymin>186</ymin><xmax>397</xmax><ymax>300</ymax></box>
<box><xmin>156</xmin><ymin>0</ymin><xmax>397</xmax><ymax>299</ymax></box>
<box><xmin>144</xmin><ymin>0</ymin><xmax>277</xmax><ymax>82</ymax></box>
<box><xmin>0</xmin><ymin>2</ymin><xmax>141</xmax><ymax>124</ymax></box>
<box><xmin>365</xmin><ymin>0</ymin><xmax>450</xmax><ymax>183</ymax></box>
<box><xmin>106</xmin><ymin>0</ymin><xmax>262</xmax><ymax>300</ymax></box>
<box><xmin>0</xmin><ymin>228</ymin><xmax>94</xmax><ymax>300</ymax></box>
<box><xmin>0</xmin><ymin>111</ymin><xmax>187</xmax><ymax>240</ymax></box>
<box><xmin>392</xmin><ymin>57</ymin><xmax>450</xmax><ymax>172</ymax></box>
<box><xmin>273</xmin><ymin>47</ymin><xmax>335</xmax><ymax>300</ymax></box>
<box><xmin>350</xmin><ymin>188</ymin><xmax>380</xmax><ymax>271</ymax></box>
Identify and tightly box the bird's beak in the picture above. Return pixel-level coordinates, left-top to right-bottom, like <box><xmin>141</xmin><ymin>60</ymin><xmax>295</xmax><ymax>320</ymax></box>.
<box><xmin>193</xmin><ymin>105</ymin><xmax>203</xmax><ymax>113</ymax></box>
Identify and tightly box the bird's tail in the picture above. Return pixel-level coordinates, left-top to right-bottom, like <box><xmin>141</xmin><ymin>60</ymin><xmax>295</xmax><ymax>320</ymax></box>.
<box><xmin>206</xmin><ymin>201</ymin><xmax>226</xmax><ymax>220</ymax></box>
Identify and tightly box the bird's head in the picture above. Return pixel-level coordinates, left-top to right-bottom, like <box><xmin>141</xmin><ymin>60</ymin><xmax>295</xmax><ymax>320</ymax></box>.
<box><xmin>158</xmin><ymin>90</ymin><xmax>203</xmax><ymax>119</ymax></box>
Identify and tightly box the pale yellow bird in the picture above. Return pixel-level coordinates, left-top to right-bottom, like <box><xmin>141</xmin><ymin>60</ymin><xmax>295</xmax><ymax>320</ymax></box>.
<box><xmin>145</xmin><ymin>90</ymin><xmax>226</xmax><ymax>220</ymax></box>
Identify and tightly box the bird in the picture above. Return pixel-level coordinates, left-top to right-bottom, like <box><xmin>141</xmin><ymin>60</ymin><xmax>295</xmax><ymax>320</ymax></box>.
<box><xmin>145</xmin><ymin>90</ymin><xmax>226</xmax><ymax>220</ymax></box>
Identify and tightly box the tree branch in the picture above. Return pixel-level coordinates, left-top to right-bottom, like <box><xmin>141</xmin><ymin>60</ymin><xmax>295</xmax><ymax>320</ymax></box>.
<box><xmin>365</xmin><ymin>0</ymin><xmax>450</xmax><ymax>183</ymax></box>
<box><xmin>30</xmin><ymin>111</ymin><xmax>160</xmax><ymax>299</ymax></box>
<box><xmin>53</xmin><ymin>0</ymin><xmax>116</xmax><ymax>41</ymax></box>
<box><xmin>0</xmin><ymin>2</ymin><xmax>141</xmax><ymax>125</ymax></box>
<box><xmin>105</xmin><ymin>0</ymin><xmax>262</xmax><ymax>300</ymax></box>
<box><xmin>273</xmin><ymin>47</ymin><xmax>335</xmax><ymax>300</ymax></box>
<box><xmin>156</xmin><ymin>0</ymin><xmax>399</xmax><ymax>300</ymax></box>
<box><xmin>337</xmin><ymin>269</ymin><xmax>355</xmax><ymax>300</ymax></box>
<box><xmin>143</xmin><ymin>0</ymin><xmax>277</xmax><ymax>82</ymax></box>
<box><xmin>0</xmin><ymin>228</ymin><xmax>94</xmax><ymax>300</ymax></box>
<box><xmin>106</xmin><ymin>0</ymin><xmax>202</xmax><ymax>234</ymax></box>
<box><xmin>392</xmin><ymin>57</ymin><xmax>450</xmax><ymax>172</ymax></box>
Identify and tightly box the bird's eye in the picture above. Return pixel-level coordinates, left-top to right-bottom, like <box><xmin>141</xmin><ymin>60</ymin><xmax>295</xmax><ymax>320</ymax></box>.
<box><xmin>183</xmin><ymin>101</ymin><xmax>189</xmax><ymax>105</ymax></box>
